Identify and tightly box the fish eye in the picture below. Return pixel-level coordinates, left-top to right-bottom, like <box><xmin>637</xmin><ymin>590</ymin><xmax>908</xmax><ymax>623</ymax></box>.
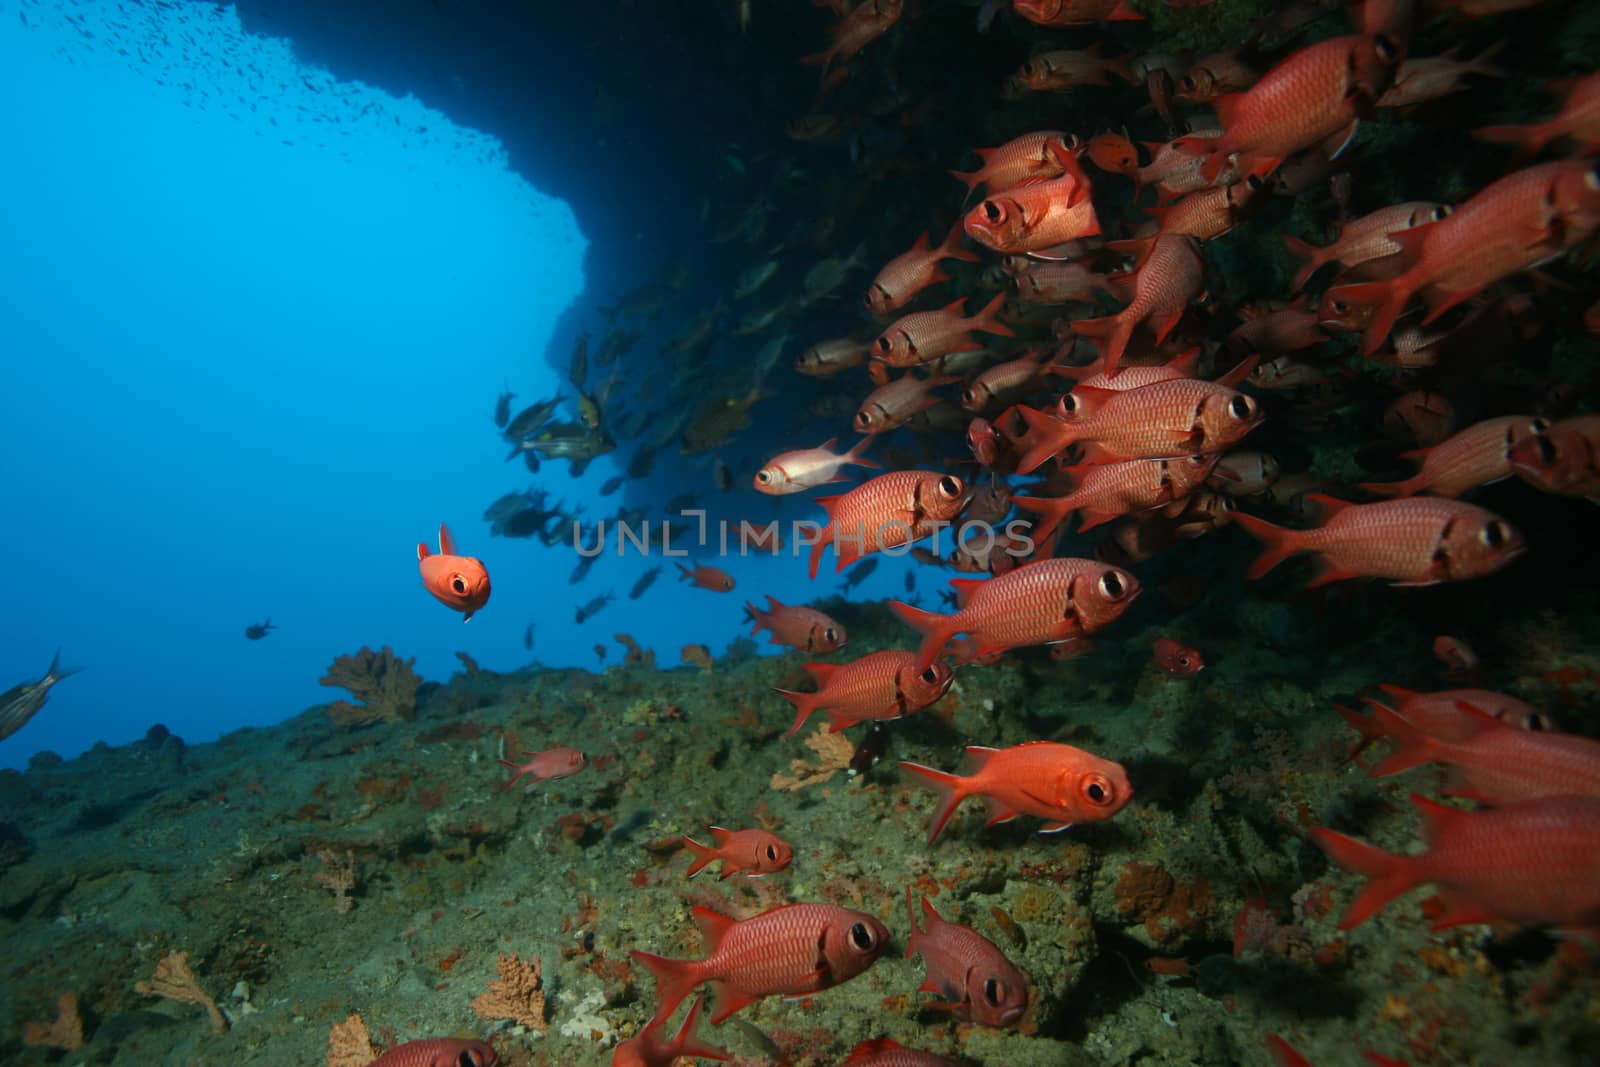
<box><xmin>1529</xmin><ymin>714</ymin><xmax>1554</xmax><ymax>732</ymax></box>
<box><xmin>849</xmin><ymin>921</ymin><xmax>877</xmax><ymax>951</ymax></box>
<box><xmin>1481</xmin><ymin>521</ymin><xmax>1510</xmax><ymax>549</ymax></box>
<box><xmin>1374</xmin><ymin>35</ymin><xmax>1398</xmax><ymax>62</ymax></box>
<box><xmin>983</xmin><ymin>200</ymin><xmax>1003</xmax><ymax>223</ymax></box>
<box><xmin>985</xmin><ymin>977</ymin><xmax>1003</xmax><ymax>1005</ymax></box>
<box><xmin>855</xmin><ymin>411</ymin><xmax>873</xmax><ymax>428</ymax></box>
<box><xmin>921</xmin><ymin>666</ymin><xmax>940</xmax><ymax>684</ymax></box>
<box><xmin>1099</xmin><ymin>570</ymin><xmax>1126</xmax><ymax>599</ymax></box>
<box><xmin>1180</xmin><ymin>75</ymin><xmax>1197</xmax><ymax>92</ymax></box>
<box><xmin>874</xmin><ymin>335</ymin><xmax>892</xmax><ymax>353</ymax></box>
<box><xmin>1082</xmin><ymin>774</ymin><xmax>1111</xmax><ymax>804</ymax></box>
<box><xmin>1585</xmin><ymin>161</ymin><xmax>1600</xmax><ymax>190</ymax></box>
<box><xmin>1177</xmin><ymin>655</ymin><xmax>1191</xmax><ymax>667</ymax></box>
<box><xmin>825</xmin><ymin>627</ymin><xmax>838</xmax><ymax>643</ymax></box>
<box><xmin>756</xmin><ymin>470</ymin><xmax>771</xmax><ymax>483</ymax></box>
<box><xmin>451</xmin><ymin>576</ymin><xmax>468</xmax><ymax>594</ymax></box>
<box><xmin>1532</xmin><ymin>434</ymin><xmax>1558</xmax><ymax>465</ymax></box>
<box><xmin>962</xmin><ymin>388</ymin><xmax>977</xmax><ymax>406</ymax></box>
<box><xmin>1529</xmin><ymin>418</ymin><xmax>1550</xmax><ymax>435</ymax></box>
<box><xmin>458</xmin><ymin>1051</ymin><xmax>481</xmax><ymax>1067</ymax></box>
<box><xmin>1244</xmin><ymin>174</ymin><xmax>1263</xmax><ymax>191</ymax></box>
<box><xmin>1331</xmin><ymin>298</ymin><xmax>1349</xmax><ymax>314</ymax></box>
<box><xmin>765</xmin><ymin>844</ymin><xmax>778</xmax><ymax>861</ymax></box>
<box><xmin>938</xmin><ymin>475</ymin><xmax>962</xmax><ymax>498</ymax></box>
<box><xmin>1228</xmin><ymin>395</ymin><xmax>1255</xmax><ymax>420</ymax></box>
<box><xmin>1059</xmin><ymin>394</ymin><xmax>1078</xmax><ymax>415</ymax></box>
<box><xmin>1433</xmin><ymin>205</ymin><xmax>1454</xmax><ymax>221</ymax></box>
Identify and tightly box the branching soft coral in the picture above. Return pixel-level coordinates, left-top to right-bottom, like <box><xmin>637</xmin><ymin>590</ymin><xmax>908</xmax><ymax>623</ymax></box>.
<box><xmin>135</xmin><ymin>950</ymin><xmax>227</xmax><ymax>1034</ymax></box>
<box><xmin>469</xmin><ymin>952</ymin><xmax>547</xmax><ymax>1030</ymax></box>
<box><xmin>320</xmin><ymin>646</ymin><xmax>421</xmax><ymax>726</ymax></box>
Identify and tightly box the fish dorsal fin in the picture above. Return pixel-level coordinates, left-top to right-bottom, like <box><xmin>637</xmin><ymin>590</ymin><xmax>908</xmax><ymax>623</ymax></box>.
<box><xmin>843</xmin><ymin>1039</ymin><xmax>905</xmax><ymax>1064</ymax></box>
<box><xmin>1377</xmin><ymin>683</ymin><xmax>1419</xmax><ymax>704</ymax></box>
<box><xmin>691</xmin><ymin>905</ymin><xmax>737</xmax><ymax>948</ymax></box>
<box><xmin>765</xmin><ymin>594</ymin><xmax>784</xmax><ymax>611</ymax></box>
<box><xmin>1214</xmin><ymin>355</ymin><xmax>1259</xmax><ymax>389</ymax></box>
<box><xmin>708</xmin><ymin>826</ymin><xmax>733</xmax><ymax>845</ymax></box>
<box><xmin>812</xmin><ymin>494</ymin><xmax>843</xmax><ymax>518</ymax></box>
<box><xmin>804</xmin><ymin>662</ymin><xmax>842</xmax><ymax>686</ymax></box>
<box><xmin>1070</xmin><ymin>384</ymin><xmax>1117</xmax><ymax>404</ymax></box>
<box><xmin>1408</xmin><ymin>792</ymin><xmax>1468</xmax><ymax>845</ymax></box>
<box><xmin>1212</xmin><ymin>92</ymin><xmax>1245</xmax><ymax>130</ymax></box>
<box><xmin>818</xmin><ymin>437</ymin><xmax>839</xmax><ymax>452</ymax></box>
<box><xmin>1303</xmin><ymin>492</ymin><xmax>1353</xmax><ymax>518</ymax></box>
<box><xmin>437</xmin><ymin>523</ymin><xmax>457</xmax><ymax>556</ymax></box>
<box><xmin>417</xmin><ymin>542</ymin><xmax>431</xmax><ymax>562</ymax></box>
<box><xmin>1387</xmin><ymin>223</ymin><xmax>1435</xmax><ymax>263</ymax></box>
<box><xmin>964</xmin><ymin>745</ymin><xmax>1000</xmax><ymax>775</ymax></box>
<box><xmin>1166</xmin><ymin>347</ymin><xmax>1201</xmax><ymax>378</ymax></box>
<box><xmin>948</xmin><ymin>576</ymin><xmax>988</xmax><ymax>607</ymax></box>
<box><xmin>943</xmin><ymin>296</ymin><xmax>968</xmax><ymax>314</ymax></box>
<box><xmin>920</xmin><ymin>895</ymin><xmax>945</xmax><ymax>925</ymax></box>
<box><xmin>1452</xmin><ymin>699</ymin><xmax>1506</xmax><ymax>734</ymax></box>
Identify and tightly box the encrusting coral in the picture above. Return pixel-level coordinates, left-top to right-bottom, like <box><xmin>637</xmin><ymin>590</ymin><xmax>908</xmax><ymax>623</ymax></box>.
<box><xmin>134</xmin><ymin>950</ymin><xmax>227</xmax><ymax>1034</ymax></box>
<box><xmin>320</xmin><ymin>645</ymin><xmax>422</xmax><ymax>726</ymax></box>
<box><xmin>469</xmin><ymin>952</ymin><xmax>547</xmax><ymax>1030</ymax></box>
<box><xmin>22</xmin><ymin>992</ymin><xmax>85</xmax><ymax>1050</ymax></box>
<box><xmin>326</xmin><ymin>1012</ymin><xmax>378</xmax><ymax>1067</ymax></box>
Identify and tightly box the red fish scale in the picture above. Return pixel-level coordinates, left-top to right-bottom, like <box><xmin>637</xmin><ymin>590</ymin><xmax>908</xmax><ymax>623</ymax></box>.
<box><xmin>1020</xmin><ymin>457</ymin><xmax>1211</xmax><ymax>536</ymax></box>
<box><xmin>1031</xmin><ymin>378</ymin><xmax>1248</xmax><ymax>465</ymax></box>
<box><xmin>968</xmin><ymin>183</ymin><xmax>1099</xmax><ymax>254</ymax></box>
<box><xmin>1395</xmin><ymin>163</ymin><xmax>1591</xmax><ymax>304</ymax></box>
<box><xmin>1300</xmin><ymin>202</ymin><xmax>1443</xmax><ymax>273</ymax></box>
<box><xmin>1291</xmin><ymin>498</ymin><xmax>1504</xmax><ymax>581</ymax></box>
<box><xmin>804</xmin><ymin>651</ymin><xmax>926</xmax><ymax>718</ymax></box>
<box><xmin>749</xmin><ymin>598</ymin><xmax>841</xmax><ymax>651</ymax></box>
<box><xmin>856</xmin><ymin>375</ymin><xmax>944</xmax><ymax>431</ymax></box>
<box><xmin>839</xmin><ymin>1040</ymin><xmax>963</xmax><ymax>1067</ymax></box>
<box><xmin>814</xmin><ymin>471</ymin><xmax>963</xmax><ymax>565</ymax></box>
<box><xmin>1214</xmin><ymin>36</ymin><xmax>1372</xmax><ymax>160</ymax></box>
<box><xmin>1365</xmin><ymin>415</ymin><xmax>1542</xmax><ymax>497</ymax></box>
<box><xmin>1122</xmin><ymin>236</ymin><xmax>1204</xmax><ymax>321</ymax></box>
<box><xmin>682</xmin><ymin>904</ymin><xmax>864</xmax><ymax>996</ymax></box>
<box><xmin>907</xmin><ymin>900</ymin><xmax>1025</xmax><ymax>1022</ymax></box>
<box><xmin>369</xmin><ymin>1040</ymin><xmax>497</xmax><ymax>1067</ymax></box>
<box><xmin>945</xmin><ymin>558</ymin><xmax>1135</xmax><ymax>647</ymax></box>
<box><xmin>1393</xmin><ymin>720</ymin><xmax>1600</xmax><ymax>805</ymax></box>
<box><xmin>1369</xmin><ymin>797</ymin><xmax>1600</xmax><ymax>927</ymax></box>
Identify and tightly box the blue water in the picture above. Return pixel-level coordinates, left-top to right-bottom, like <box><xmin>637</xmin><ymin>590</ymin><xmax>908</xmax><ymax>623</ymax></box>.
<box><xmin>0</xmin><ymin>1</ymin><xmax>913</xmax><ymax>770</ymax></box>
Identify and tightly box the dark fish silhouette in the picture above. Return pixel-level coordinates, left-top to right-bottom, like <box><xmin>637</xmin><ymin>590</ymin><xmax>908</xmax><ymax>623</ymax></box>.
<box><xmin>524</xmin><ymin>623</ymin><xmax>535</xmax><ymax>651</ymax></box>
<box><xmin>0</xmin><ymin>650</ymin><xmax>79</xmax><ymax>744</ymax></box>
<box><xmin>244</xmin><ymin>618</ymin><xmax>276</xmax><ymax>640</ymax></box>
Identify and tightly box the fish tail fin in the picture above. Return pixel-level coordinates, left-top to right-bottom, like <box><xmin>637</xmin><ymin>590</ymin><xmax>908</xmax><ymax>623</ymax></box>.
<box><xmin>629</xmin><ymin>950</ymin><xmax>696</xmax><ymax>1027</ymax></box>
<box><xmin>680</xmin><ymin>835</ymin><xmax>717</xmax><ymax>878</ymax></box>
<box><xmin>1308</xmin><ymin>828</ymin><xmax>1417</xmax><ymax>929</ymax></box>
<box><xmin>972</xmin><ymin>290</ymin><xmax>1015</xmax><ymax>338</ymax></box>
<box><xmin>671</xmin><ymin>995</ymin><xmax>730</xmax><ymax>1061</ymax></box>
<box><xmin>1069</xmin><ymin>313</ymin><xmax>1132</xmax><ymax>377</ymax></box>
<box><xmin>844</xmin><ymin>436</ymin><xmax>882</xmax><ymax>469</ymax></box>
<box><xmin>938</xmin><ymin>222</ymin><xmax>980</xmax><ymax>263</ymax></box>
<box><xmin>773</xmin><ymin>688</ymin><xmax>821</xmax><ymax>737</ymax></box>
<box><xmin>888</xmin><ymin>599</ymin><xmax>960</xmax><ymax>673</ymax></box>
<box><xmin>1474</xmin><ymin>121</ymin><xmax>1550</xmax><ymax>159</ymax></box>
<box><xmin>1355</xmin><ymin>475</ymin><xmax>1421</xmax><ymax>498</ymax></box>
<box><xmin>897</xmin><ymin>761</ymin><xmax>970</xmax><ymax>845</ymax></box>
<box><xmin>1330</xmin><ymin>275</ymin><xmax>1419</xmax><ymax>356</ymax></box>
<box><xmin>1229</xmin><ymin>511</ymin><xmax>1305</xmax><ymax>580</ymax></box>
<box><xmin>1365</xmin><ymin>702</ymin><xmax>1442</xmax><ymax>778</ymax></box>
<box><xmin>1281</xmin><ymin>234</ymin><xmax>1325</xmax><ymax>291</ymax></box>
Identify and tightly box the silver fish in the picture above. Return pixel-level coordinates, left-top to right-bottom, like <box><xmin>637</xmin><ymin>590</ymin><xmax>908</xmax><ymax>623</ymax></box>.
<box><xmin>0</xmin><ymin>650</ymin><xmax>78</xmax><ymax>743</ymax></box>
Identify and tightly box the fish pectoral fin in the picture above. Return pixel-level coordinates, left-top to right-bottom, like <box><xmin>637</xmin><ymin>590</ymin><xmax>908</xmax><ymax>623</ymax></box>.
<box><xmin>1038</xmin><ymin>820</ymin><xmax>1076</xmax><ymax>834</ymax></box>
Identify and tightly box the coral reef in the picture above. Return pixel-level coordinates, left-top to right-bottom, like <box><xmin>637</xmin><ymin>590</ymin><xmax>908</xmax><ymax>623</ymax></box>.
<box><xmin>134</xmin><ymin>950</ymin><xmax>227</xmax><ymax>1035</ymax></box>
<box><xmin>468</xmin><ymin>952</ymin><xmax>547</xmax><ymax>1031</ymax></box>
<box><xmin>319</xmin><ymin>646</ymin><xmax>422</xmax><ymax>726</ymax></box>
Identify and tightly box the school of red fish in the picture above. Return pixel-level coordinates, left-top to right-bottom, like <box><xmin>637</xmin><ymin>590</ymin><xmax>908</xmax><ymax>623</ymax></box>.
<box><xmin>412</xmin><ymin>0</ymin><xmax>1600</xmax><ymax>1063</ymax></box>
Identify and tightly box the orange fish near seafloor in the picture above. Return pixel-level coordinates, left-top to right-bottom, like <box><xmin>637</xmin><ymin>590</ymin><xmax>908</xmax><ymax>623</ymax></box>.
<box><xmin>891</xmin><ymin>558</ymin><xmax>1141</xmax><ymax>673</ymax></box>
<box><xmin>611</xmin><ymin>995</ymin><xmax>728</xmax><ymax>1067</ymax></box>
<box><xmin>1311</xmin><ymin>793</ymin><xmax>1600</xmax><ymax>933</ymax></box>
<box><xmin>834</xmin><ymin>1038</ymin><xmax>963</xmax><ymax>1067</ymax></box>
<box><xmin>369</xmin><ymin>1039</ymin><xmax>499</xmax><ymax>1067</ymax></box>
<box><xmin>631</xmin><ymin>902</ymin><xmax>889</xmax><ymax>1026</ymax></box>
<box><xmin>676</xmin><ymin>562</ymin><xmax>736</xmax><ymax>592</ymax></box>
<box><xmin>745</xmin><ymin>595</ymin><xmax>847</xmax><ymax>653</ymax></box>
<box><xmin>899</xmin><ymin>740</ymin><xmax>1133</xmax><ymax>845</ymax></box>
<box><xmin>1232</xmin><ymin>495</ymin><xmax>1525</xmax><ymax>588</ymax></box>
<box><xmin>496</xmin><ymin>745</ymin><xmax>587</xmax><ymax>791</ymax></box>
<box><xmin>1153</xmin><ymin>636</ymin><xmax>1205</xmax><ymax>678</ymax></box>
<box><xmin>775</xmin><ymin>649</ymin><xmax>953</xmax><ymax>735</ymax></box>
<box><xmin>807</xmin><ymin>470</ymin><xmax>967</xmax><ymax>578</ymax></box>
<box><xmin>417</xmin><ymin>523</ymin><xmax>491</xmax><ymax>622</ymax></box>
<box><xmin>904</xmin><ymin>888</ymin><xmax>1028</xmax><ymax>1027</ymax></box>
<box><xmin>681</xmin><ymin>826</ymin><xmax>793</xmax><ymax>880</ymax></box>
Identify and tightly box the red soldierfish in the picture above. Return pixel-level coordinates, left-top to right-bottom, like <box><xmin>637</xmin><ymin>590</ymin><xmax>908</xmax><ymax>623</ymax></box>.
<box><xmin>1312</xmin><ymin>793</ymin><xmax>1600</xmax><ymax>932</ymax></box>
<box><xmin>610</xmin><ymin>995</ymin><xmax>728</xmax><ymax>1067</ymax></box>
<box><xmin>1069</xmin><ymin>234</ymin><xmax>1205</xmax><ymax>377</ymax></box>
<box><xmin>807</xmin><ymin>471</ymin><xmax>967</xmax><ymax>578</ymax></box>
<box><xmin>1476</xmin><ymin>71</ymin><xmax>1600</xmax><ymax>159</ymax></box>
<box><xmin>1328</xmin><ymin>160</ymin><xmax>1600</xmax><ymax>355</ymax></box>
<box><xmin>681</xmin><ymin>827</ymin><xmax>793</xmax><ymax>880</ymax></box>
<box><xmin>890</xmin><ymin>558</ymin><xmax>1140</xmax><ymax>673</ymax></box>
<box><xmin>1013</xmin><ymin>377</ymin><xmax>1261</xmax><ymax>473</ymax></box>
<box><xmin>1173</xmin><ymin>35</ymin><xmax>1400</xmax><ymax>182</ymax></box>
<box><xmin>1362</xmin><ymin>700</ymin><xmax>1600</xmax><ymax>805</ymax></box>
<box><xmin>755</xmin><ymin>437</ymin><xmax>880</xmax><ymax>494</ymax></box>
<box><xmin>963</xmin><ymin>145</ymin><xmax>1101</xmax><ymax>256</ymax></box>
<box><xmin>418</xmin><ymin>523</ymin><xmax>492</xmax><ymax>622</ymax></box>
<box><xmin>801</xmin><ymin>0</ymin><xmax>902</xmax><ymax>74</ymax></box>
<box><xmin>835</xmin><ymin>1038</ymin><xmax>963</xmax><ymax>1067</ymax></box>
<box><xmin>370</xmin><ymin>1039</ymin><xmax>498</xmax><ymax>1067</ymax></box>
<box><xmin>775</xmin><ymin>650</ymin><xmax>953</xmax><ymax>735</ymax></box>
<box><xmin>497</xmin><ymin>746</ymin><xmax>587</xmax><ymax>790</ymax></box>
<box><xmin>630</xmin><ymin>902</ymin><xmax>890</xmax><ymax>1025</ymax></box>
<box><xmin>1358</xmin><ymin>415</ymin><xmax>1547</xmax><ymax>498</ymax></box>
<box><xmin>1153</xmin><ymin>637</ymin><xmax>1205</xmax><ymax>678</ymax></box>
<box><xmin>1014</xmin><ymin>455</ymin><xmax>1218</xmax><ymax>541</ymax></box>
<box><xmin>1281</xmin><ymin>201</ymin><xmax>1449</xmax><ymax>290</ymax></box>
<box><xmin>904</xmin><ymin>888</ymin><xmax>1028</xmax><ymax>1027</ymax></box>
<box><xmin>872</xmin><ymin>292</ymin><xmax>1014</xmax><ymax>368</ymax></box>
<box><xmin>676</xmin><ymin>562</ymin><xmax>736</xmax><ymax>592</ymax></box>
<box><xmin>1233</xmin><ymin>494</ymin><xmax>1524</xmax><ymax>587</ymax></box>
<box><xmin>950</xmin><ymin>130</ymin><xmax>1077</xmax><ymax>197</ymax></box>
<box><xmin>899</xmin><ymin>740</ymin><xmax>1133</xmax><ymax>844</ymax></box>
<box><xmin>854</xmin><ymin>370</ymin><xmax>958</xmax><ymax>434</ymax></box>
<box><xmin>1011</xmin><ymin>0</ymin><xmax>1143</xmax><ymax>27</ymax></box>
<box><xmin>1509</xmin><ymin>414</ymin><xmax>1600</xmax><ymax>502</ymax></box>
<box><xmin>745</xmin><ymin>595</ymin><xmax>847</xmax><ymax>653</ymax></box>
<box><xmin>866</xmin><ymin>228</ymin><xmax>980</xmax><ymax>316</ymax></box>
